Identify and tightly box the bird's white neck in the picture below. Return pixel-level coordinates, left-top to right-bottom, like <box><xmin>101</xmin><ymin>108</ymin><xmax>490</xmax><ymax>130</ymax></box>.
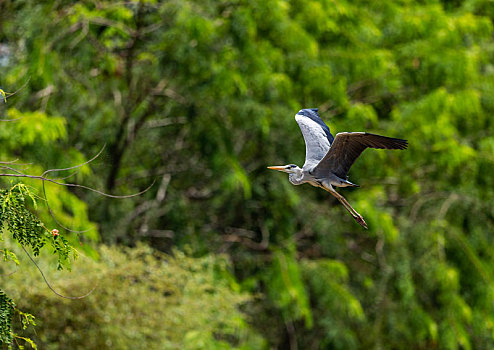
<box><xmin>288</xmin><ymin>167</ymin><xmax>304</xmax><ymax>185</ymax></box>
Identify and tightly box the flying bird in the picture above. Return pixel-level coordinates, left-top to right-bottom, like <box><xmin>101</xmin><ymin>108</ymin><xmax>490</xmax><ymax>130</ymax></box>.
<box><xmin>268</xmin><ymin>108</ymin><xmax>407</xmax><ymax>229</ymax></box>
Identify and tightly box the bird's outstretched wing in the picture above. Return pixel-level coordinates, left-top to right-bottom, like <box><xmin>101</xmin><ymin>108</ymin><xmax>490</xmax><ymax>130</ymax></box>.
<box><xmin>313</xmin><ymin>132</ymin><xmax>408</xmax><ymax>179</ymax></box>
<box><xmin>295</xmin><ymin>108</ymin><xmax>334</xmax><ymax>169</ymax></box>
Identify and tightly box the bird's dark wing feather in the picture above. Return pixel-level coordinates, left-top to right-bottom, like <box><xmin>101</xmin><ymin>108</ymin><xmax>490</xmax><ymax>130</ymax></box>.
<box><xmin>294</xmin><ymin>108</ymin><xmax>334</xmax><ymax>169</ymax></box>
<box><xmin>313</xmin><ymin>132</ymin><xmax>408</xmax><ymax>179</ymax></box>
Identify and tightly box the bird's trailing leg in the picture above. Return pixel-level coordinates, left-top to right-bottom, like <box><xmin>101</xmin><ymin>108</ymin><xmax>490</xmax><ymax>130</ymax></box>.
<box><xmin>322</xmin><ymin>185</ymin><xmax>368</xmax><ymax>229</ymax></box>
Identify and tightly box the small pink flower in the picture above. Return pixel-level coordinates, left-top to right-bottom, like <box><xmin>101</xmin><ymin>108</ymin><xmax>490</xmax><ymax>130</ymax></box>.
<box><xmin>51</xmin><ymin>229</ymin><xmax>59</xmax><ymax>236</ymax></box>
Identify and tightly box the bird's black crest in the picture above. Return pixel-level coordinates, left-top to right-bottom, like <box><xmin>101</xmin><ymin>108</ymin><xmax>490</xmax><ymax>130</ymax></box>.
<box><xmin>297</xmin><ymin>108</ymin><xmax>319</xmax><ymax>118</ymax></box>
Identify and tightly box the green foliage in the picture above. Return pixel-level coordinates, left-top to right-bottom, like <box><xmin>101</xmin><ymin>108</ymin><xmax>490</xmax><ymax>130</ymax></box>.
<box><xmin>2</xmin><ymin>0</ymin><xmax>494</xmax><ymax>348</ymax></box>
<box><xmin>0</xmin><ymin>291</ymin><xmax>35</xmax><ymax>349</ymax></box>
<box><xmin>0</xmin><ymin>87</ymin><xmax>80</xmax><ymax>345</ymax></box>
<box><xmin>2</xmin><ymin>242</ymin><xmax>265</xmax><ymax>349</ymax></box>
<box><xmin>0</xmin><ymin>100</ymin><xmax>98</xmax><ymax>256</ymax></box>
<box><xmin>0</xmin><ymin>291</ymin><xmax>14</xmax><ymax>345</ymax></box>
<box><xmin>300</xmin><ymin>259</ymin><xmax>364</xmax><ymax>349</ymax></box>
<box><xmin>0</xmin><ymin>184</ymin><xmax>76</xmax><ymax>270</ymax></box>
<box><xmin>0</xmin><ymin>183</ymin><xmax>76</xmax><ymax>348</ymax></box>
<box><xmin>266</xmin><ymin>249</ymin><xmax>313</xmax><ymax>328</ymax></box>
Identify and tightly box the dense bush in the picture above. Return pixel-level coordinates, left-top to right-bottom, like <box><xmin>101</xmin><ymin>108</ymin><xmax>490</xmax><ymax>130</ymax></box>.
<box><xmin>2</xmin><ymin>242</ymin><xmax>264</xmax><ymax>349</ymax></box>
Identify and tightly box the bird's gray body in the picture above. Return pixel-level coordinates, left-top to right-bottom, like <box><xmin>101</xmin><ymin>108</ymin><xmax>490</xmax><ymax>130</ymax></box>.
<box><xmin>268</xmin><ymin>108</ymin><xmax>408</xmax><ymax>228</ymax></box>
<box><xmin>290</xmin><ymin>108</ymin><xmax>406</xmax><ymax>189</ymax></box>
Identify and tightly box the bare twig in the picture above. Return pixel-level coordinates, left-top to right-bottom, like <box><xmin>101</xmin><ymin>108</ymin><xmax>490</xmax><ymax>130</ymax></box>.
<box><xmin>1</xmin><ymin>145</ymin><xmax>154</xmax><ymax>233</ymax></box>
<box><xmin>3</xmin><ymin>77</ymin><xmax>31</xmax><ymax>99</ymax></box>
<box><xmin>223</xmin><ymin>225</ymin><xmax>269</xmax><ymax>251</ymax></box>
<box><xmin>0</xmin><ymin>164</ymin><xmax>29</xmax><ymax>175</ymax></box>
<box><xmin>0</xmin><ymin>117</ymin><xmax>22</xmax><ymax>122</ymax></box>
<box><xmin>0</xmin><ymin>266</ymin><xmax>19</xmax><ymax>277</ymax></box>
<box><xmin>144</xmin><ymin>117</ymin><xmax>187</xmax><ymax>129</ymax></box>
<box><xmin>124</xmin><ymin>174</ymin><xmax>171</xmax><ymax>235</ymax></box>
<box><xmin>42</xmin><ymin>181</ymin><xmax>92</xmax><ymax>234</ymax></box>
<box><xmin>0</xmin><ymin>159</ymin><xmax>33</xmax><ymax>166</ymax></box>
<box><xmin>41</xmin><ymin>145</ymin><xmax>106</xmax><ymax>178</ymax></box>
<box><xmin>0</xmin><ymin>173</ymin><xmax>154</xmax><ymax>199</ymax></box>
<box><xmin>21</xmin><ymin>245</ymin><xmax>96</xmax><ymax>300</ymax></box>
<box><xmin>438</xmin><ymin>193</ymin><xmax>459</xmax><ymax>220</ymax></box>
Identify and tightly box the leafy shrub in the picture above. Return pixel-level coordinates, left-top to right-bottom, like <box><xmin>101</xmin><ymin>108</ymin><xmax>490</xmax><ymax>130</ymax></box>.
<box><xmin>1</xmin><ymin>243</ymin><xmax>265</xmax><ymax>349</ymax></box>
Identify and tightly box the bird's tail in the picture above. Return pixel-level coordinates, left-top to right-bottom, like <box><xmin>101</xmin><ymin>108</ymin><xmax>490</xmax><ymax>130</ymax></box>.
<box><xmin>337</xmin><ymin>179</ymin><xmax>359</xmax><ymax>188</ymax></box>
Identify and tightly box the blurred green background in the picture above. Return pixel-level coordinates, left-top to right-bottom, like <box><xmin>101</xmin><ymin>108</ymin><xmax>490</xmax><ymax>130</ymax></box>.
<box><xmin>1</xmin><ymin>0</ymin><xmax>494</xmax><ymax>348</ymax></box>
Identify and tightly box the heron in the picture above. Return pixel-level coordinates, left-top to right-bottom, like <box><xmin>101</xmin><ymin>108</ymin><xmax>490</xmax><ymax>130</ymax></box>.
<box><xmin>268</xmin><ymin>108</ymin><xmax>407</xmax><ymax>229</ymax></box>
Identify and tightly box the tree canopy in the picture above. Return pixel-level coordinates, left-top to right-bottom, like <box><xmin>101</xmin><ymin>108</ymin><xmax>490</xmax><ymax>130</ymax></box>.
<box><xmin>2</xmin><ymin>0</ymin><xmax>494</xmax><ymax>348</ymax></box>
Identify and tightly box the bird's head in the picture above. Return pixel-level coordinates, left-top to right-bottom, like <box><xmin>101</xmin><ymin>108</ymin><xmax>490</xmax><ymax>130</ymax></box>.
<box><xmin>267</xmin><ymin>164</ymin><xmax>301</xmax><ymax>174</ymax></box>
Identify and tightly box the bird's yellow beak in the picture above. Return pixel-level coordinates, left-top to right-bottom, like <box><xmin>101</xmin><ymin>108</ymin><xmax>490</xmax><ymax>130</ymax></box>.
<box><xmin>267</xmin><ymin>166</ymin><xmax>286</xmax><ymax>172</ymax></box>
